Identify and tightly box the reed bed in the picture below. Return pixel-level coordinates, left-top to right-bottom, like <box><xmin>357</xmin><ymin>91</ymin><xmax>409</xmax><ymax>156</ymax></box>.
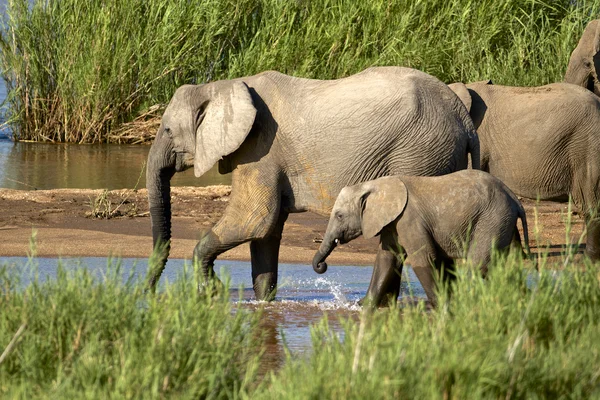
<box><xmin>1</xmin><ymin>248</ymin><xmax>600</xmax><ymax>398</ymax></box>
<box><xmin>0</xmin><ymin>0</ymin><xmax>599</xmax><ymax>143</ymax></box>
<box><xmin>0</xmin><ymin>260</ymin><xmax>262</xmax><ymax>398</ymax></box>
<box><xmin>258</xmin><ymin>253</ymin><xmax>600</xmax><ymax>399</ymax></box>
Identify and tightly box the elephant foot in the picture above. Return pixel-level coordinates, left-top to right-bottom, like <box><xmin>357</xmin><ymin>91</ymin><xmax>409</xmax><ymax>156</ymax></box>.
<box><xmin>253</xmin><ymin>272</ymin><xmax>277</xmax><ymax>301</ymax></box>
<box><xmin>358</xmin><ymin>293</ymin><xmax>397</xmax><ymax>308</ymax></box>
<box><xmin>197</xmin><ymin>275</ymin><xmax>226</xmax><ymax>299</ymax></box>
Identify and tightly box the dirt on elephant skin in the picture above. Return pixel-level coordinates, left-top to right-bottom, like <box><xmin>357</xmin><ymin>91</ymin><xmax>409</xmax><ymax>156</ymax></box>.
<box><xmin>0</xmin><ymin>185</ymin><xmax>588</xmax><ymax>267</ymax></box>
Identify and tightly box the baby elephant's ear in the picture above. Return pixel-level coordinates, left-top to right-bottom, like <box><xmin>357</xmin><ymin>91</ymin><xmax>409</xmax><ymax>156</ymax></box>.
<box><xmin>361</xmin><ymin>177</ymin><xmax>408</xmax><ymax>239</ymax></box>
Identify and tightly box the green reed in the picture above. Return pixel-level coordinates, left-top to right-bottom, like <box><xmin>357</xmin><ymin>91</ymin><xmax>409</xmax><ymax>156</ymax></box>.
<box><xmin>257</xmin><ymin>253</ymin><xmax>600</xmax><ymax>399</ymax></box>
<box><xmin>1</xmin><ymin>228</ymin><xmax>600</xmax><ymax>397</ymax></box>
<box><xmin>0</xmin><ymin>260</ymin><xmax>262</xmax><ymax>399</ymax></box>
<box><xmin>0</xmin><ymin>0</ymin><xmax>598</xmax><ymax>143</ymax></box>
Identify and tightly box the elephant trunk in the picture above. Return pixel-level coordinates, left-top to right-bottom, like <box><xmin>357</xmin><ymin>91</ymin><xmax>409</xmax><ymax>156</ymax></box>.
<box><xmin>312</xmin><ymin>233</ymin><xmax>339</xmax><ymax>274</ymax></box>
<box><xmin>146</xmin><ymin>133</ymin><xmax>176</xmax><ymax>291</ymax></box>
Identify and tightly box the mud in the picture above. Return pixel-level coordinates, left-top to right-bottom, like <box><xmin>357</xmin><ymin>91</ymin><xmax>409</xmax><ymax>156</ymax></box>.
<box><xmin>0</xmin><ymin>186</ymin><xmax>588</xmax><ymax>266</ymax></box>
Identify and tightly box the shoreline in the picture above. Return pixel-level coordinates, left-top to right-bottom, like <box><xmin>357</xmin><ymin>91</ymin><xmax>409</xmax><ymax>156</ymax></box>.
<box><xmin>0</xmin><ymin>186</ymin><xmax>588</xmax><ymax>267</ymax></box>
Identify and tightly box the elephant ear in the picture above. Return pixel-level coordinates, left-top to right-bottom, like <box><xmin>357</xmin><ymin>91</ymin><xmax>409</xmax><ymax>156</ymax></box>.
<box><xmin>194</xmin><ymin>81</ymin><xmax>257</xmax><ymax>177</ymax></box>
<box><xmin>592</xmin><ymin>21</ymin><xmax>600</xmax><ymax>81</ymax></box>
<box><xmin>590</xmin><ymin>20</ymin><xmax>600</xmax><ymax>55</ymax></box>
<box><xmin>448</xmin><ymin>82</ymin><xmax>472</xmax><ymax>113</ymax></box>
<box><xmin>361</xmin><ymin>177</ymin><xmax>408</xmax><ymax>239</ymax></box>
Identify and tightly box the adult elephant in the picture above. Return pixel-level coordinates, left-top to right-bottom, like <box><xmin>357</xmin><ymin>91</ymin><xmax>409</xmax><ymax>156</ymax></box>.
<box><xmin>564</xmin><ymin>19</ymin><xmax>600</xmax><ymax>96</ymax></box>
<box><xmin>449</xmin><ymin>80</ymin><xmax>600</xmax><ymax>261</ymax></box>
<box><xmin>147</xmin><ymin>67</ymin><xmax>479</xmax><ymax>300</ymax></box>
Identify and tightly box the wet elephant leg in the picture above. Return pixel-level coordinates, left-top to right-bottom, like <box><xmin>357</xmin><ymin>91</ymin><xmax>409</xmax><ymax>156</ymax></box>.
<box><xmin>362</xmin><ymin>231</ymin><xmax>405</xmax><ymax>307</ymax></box>
<box><xmin>410</xmin><ymin>259</ymin><xmax>457</xmax><ymax>307</ymax></box>
<box><xmin>194</xmin><ymin>169</ymin><xmax>282</xmax><ymax>294</ymax></box>
<box><xmin>403</xmin><ymin>242</ymin><xmax>438</xmax><ymax>306</ymax></box>
<box><xmin>410</xmin><ymin>262</ymin><xmax>437</xmax><ymax>306</ymax></box>
<box><xmin>250</xmin><ymin>212</ymin><xmax>288</xmax><ymax>301</ymax></box>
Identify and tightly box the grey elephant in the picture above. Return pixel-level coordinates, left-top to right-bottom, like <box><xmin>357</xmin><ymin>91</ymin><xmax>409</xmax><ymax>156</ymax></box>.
<box><xmin>146</xmin><ymin>66</ymin><xmax>480</xmax><ymax>300</ymax></box>
<box><xmin>565</xmin><ymin>19</ymin><xmax>600</xmax><ymax>96</ymax></box>
<box><xmin>448</xmin><ymin>80</ymin><xmax>600</xmax><ymax>261</ymax></box>
<box><xmin>312</xmin><ymin>170</ymin><xmax>529</xmax><ymax>306</ymax></box>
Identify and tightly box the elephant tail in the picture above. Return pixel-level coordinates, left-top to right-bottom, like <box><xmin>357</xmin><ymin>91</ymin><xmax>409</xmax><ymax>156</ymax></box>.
<box><xmin>467</xmin><ymin>132</ymin><xmax>481</xmax><ymax>170</ymax></box>
<box><xmin>517</xmin><ymin>203</ymin><xmax>531</xmax><ymax>258</ymax></box>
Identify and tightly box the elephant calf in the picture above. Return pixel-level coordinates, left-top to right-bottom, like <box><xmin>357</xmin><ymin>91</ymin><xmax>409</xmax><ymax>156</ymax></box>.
<box><xmin>312</xmin><ymin>169</ymin><xmax>529</xmax><ymax>306</ymax></box>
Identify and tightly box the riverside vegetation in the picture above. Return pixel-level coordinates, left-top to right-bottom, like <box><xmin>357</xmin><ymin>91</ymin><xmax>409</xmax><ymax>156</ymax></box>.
<box><xmin>0</xmin><ymin>0</ymin><xmax>599</xmax><ymax>143</ymax></box>
<box><xmin>1</xmin><ymin>1</ymin><xmax>600</xmax><ymax>398</ymax></box>
<box><xmin>1</xmin><ymin>246</ymin><xmax>599</xmax><ymax>398</ymax></box>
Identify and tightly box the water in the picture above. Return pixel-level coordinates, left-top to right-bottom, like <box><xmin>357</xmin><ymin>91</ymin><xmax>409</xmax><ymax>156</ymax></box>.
<box><xmin>0</xmin><ymin>256</ymin><xmax>427</xmax><ymax>370</ymax></box>
<box><xmin>0</xmin><ymin>139</ymin><xmax>231</xmax><ymax>189</ymax></box>
<box><xmin>0</xmin><ymin>67</ymin><xmax>228</xmax><ymax>190</ymax></box>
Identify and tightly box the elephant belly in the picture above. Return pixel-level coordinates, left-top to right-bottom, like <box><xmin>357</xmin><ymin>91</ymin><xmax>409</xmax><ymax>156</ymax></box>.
<box><xmin>486</xmin><ymin>153</ymin><xmax>572</xmax><ymax>202</ymax></box>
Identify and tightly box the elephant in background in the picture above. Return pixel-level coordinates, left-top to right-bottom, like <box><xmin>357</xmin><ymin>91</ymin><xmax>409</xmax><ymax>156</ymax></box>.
<box><xmin>449</xmin><ymin>80</ymin><xmax>600</xmax><ymax>261</ymax></box>
<box><xmin>565</xmin><ymin>19</ymin><xmax>600</xmax><ymax>96</ymax></box>
<box><xmin>147</xmin><ymin>66</ymin><xmax>480</xmax><ymax>300</ymax></box>
<box><xmin>312</xmin><ymin>170</ymin><xmax>529</xmax><ymax>307</ymax></box>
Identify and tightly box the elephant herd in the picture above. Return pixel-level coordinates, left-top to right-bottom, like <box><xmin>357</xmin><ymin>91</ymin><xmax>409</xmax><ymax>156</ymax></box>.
<box><xmin>145</xmin><ymin>20</ymin><xmax>600</xmax><ymax>306</ymax></box>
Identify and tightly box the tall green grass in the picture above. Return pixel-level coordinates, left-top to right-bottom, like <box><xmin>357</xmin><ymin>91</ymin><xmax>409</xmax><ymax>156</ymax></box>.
<box><xmin>258</xmin><ymin>254</ymin><xmax>600</xmax><ymax>399</ymax></box>
<box><xmin>0</xmin><ymin>260</ymin><xmax>262</xmax><ymax>398</ymax></box>
<box><xmin>0</xmin><ymin>0</ymin><xmax>598</xmax><ymax>143</ymax></box>
<box><xmin>1</xmin><ymin>251</ymin><xmax>600</xmax><ymax>398</ymax></box>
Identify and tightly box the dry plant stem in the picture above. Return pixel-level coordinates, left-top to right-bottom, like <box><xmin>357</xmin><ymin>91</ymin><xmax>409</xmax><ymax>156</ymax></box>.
<box><xmin>0</xmin><ymin>323</ymin><xmax>27</xmax><ymax>365</ymax></box>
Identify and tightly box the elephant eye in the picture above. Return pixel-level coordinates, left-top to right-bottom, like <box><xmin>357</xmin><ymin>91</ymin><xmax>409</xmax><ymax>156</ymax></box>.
<box><xmin>164</xmin><ymin>127</ymin><xmax>173</xmax><ymax>138</ymax></box>
<box><xmin>336</xmin><ymin>212</ymin><xmax>343</xmax><ymax>220</ymax></box>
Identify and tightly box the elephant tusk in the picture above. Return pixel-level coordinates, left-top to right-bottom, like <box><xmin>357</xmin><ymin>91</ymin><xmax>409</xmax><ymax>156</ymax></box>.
<box><xmin>334</xmin><ymin>238</ymin><xmax>339</xmax><ymax>244</ymax></box>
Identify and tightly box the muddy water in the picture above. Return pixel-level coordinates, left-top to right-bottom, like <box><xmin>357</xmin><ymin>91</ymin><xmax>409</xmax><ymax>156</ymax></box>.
<box><xmin>0</xmin><ymin>139</ymin><xmax>231</xmax><ymax>190</ymax></box>
<box><xmin>0</xmin><ymin>257</ymin><xmax>426</xmax><ymax>371</ymax></box>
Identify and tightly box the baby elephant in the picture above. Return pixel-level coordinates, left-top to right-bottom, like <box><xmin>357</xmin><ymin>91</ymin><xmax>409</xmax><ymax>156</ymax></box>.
<box><xmin>312</xmin><ymin>169</ymin><xmax>529</xmax><ymax>306</ymax></box>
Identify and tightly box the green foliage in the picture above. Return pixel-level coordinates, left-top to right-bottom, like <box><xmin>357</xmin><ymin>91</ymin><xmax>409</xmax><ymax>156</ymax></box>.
<box><xmin>1</xmin><ymin>250</ymin><xmax>600</xmax><ymax>397</ymax></box>
<box><xmin>258</xmin><ymin>255</ymin><xmax>600</xmax><ymax>399</ymax></box>
<box><xmin>0</xmin><ymin>0</ymin><xmax>599</xmax><ymax>142</ymax></box>
<box><xmin>0</xmin><ymin>260</ymin><xmax>261</xmax><ymax>399</ymax></box>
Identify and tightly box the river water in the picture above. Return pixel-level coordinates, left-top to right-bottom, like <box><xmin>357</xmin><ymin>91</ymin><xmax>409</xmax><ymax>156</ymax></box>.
<box><xmin>0</xmin><ymin>75</ymin><xmax>229</xmax><ymax>190</ymax></box>
<box><xmin>0</xmin><ymin>139</ymin><xmax>231</xmax><ymax>190</ymax></box>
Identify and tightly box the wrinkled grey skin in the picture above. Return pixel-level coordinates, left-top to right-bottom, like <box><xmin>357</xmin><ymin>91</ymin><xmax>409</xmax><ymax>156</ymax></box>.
<box><xmin>565</xmin><ymin>20</ymin><xmax>600</xmax><ymax>96</ymax></box>
<box><xmin>147</xmin><ymin>67</ymin><xmax>479</xmax><ymax>300</ymax></box>
<box><xmin>449</xmin><ymin>80</ymin><xmax>600</xmax><ymax>262</ymax></box>
<box><xmin>313</xmin><ymin>170</ymin><xmax>529</xmax><ymax>307</ymax></box>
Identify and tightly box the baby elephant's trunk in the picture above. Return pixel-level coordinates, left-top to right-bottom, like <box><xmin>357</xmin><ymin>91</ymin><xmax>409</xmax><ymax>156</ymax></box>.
<box><xmin>312</xmin><ymin>234</ymin><xmax>339</xmax><ymax>274</ymax></box>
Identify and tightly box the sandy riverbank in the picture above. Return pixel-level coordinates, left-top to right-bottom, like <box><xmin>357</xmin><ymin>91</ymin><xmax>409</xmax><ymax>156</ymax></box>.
<box><xmin>0</xmin><ymin>186</ymin><xmax>587</xmax><ymax>266</ymax></box>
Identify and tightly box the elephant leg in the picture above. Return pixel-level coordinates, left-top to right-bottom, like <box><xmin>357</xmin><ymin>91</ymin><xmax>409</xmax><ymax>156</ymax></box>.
<box><xmin>250</xmin><ymin>212</ymin><xmax>288</xmax><ymax>301</ymax></box>
<box><xmin>510</xmin><ymin>229</ymin><xmax>526</xmax><ymax>258</ymax></box>
<box><xmin>194</xmin><ymin>169</ymin><xmax>282</xmax><ymax>294</ymax></box>
<box><xmin>405</xmin><ymin>250</ymin><xmax>438</xmax><ymax>306</ymax></box>
<box><xmin>466</xmin><ymin>236</ymin><xmax>494</xmax><ymax>279</ymax></box>
<box><xmin>585</xmin><ymin>215</ymin><xmax>600</xmax><ymax>262</ymax></box>
<box><xmin>409</xmin><ymin>255</ymin><xmax>456</xmax><ymax>307</ymax></box>
<box><xmin>572</xmin><ymin>175</ymin><xmax>600</xmax><ymax>261</ymax></box>
<box><xmin>361</xmin><ymin>233</ymin><xmax>405</xmax><ymax>308</ymax></box>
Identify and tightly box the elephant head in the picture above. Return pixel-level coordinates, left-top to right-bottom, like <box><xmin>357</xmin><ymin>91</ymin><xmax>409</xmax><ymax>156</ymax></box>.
<box><xmin>312</xmin><ymin>177</ymin><xmax>408</xmax><ymax>274</ymax></box>
<box><xmin>146</xmin><ymin>81</ymin><xmax>257</xmax><ymax>289</ymax></box>
<box><xmin>565</xmin><ymin>20</ymin><xmax>600</xmax><ymax>96</ymax></box>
